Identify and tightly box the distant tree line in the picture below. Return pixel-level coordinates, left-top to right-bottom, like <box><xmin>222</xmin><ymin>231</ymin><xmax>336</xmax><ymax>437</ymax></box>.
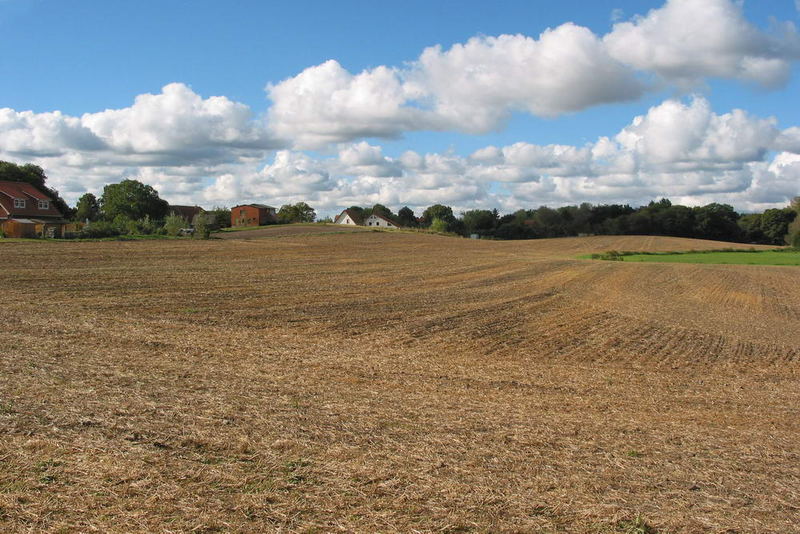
<box><xmin>347</xmin><ymin>198</ymin><xmax>800</xmax><ymax>246</ymax></box>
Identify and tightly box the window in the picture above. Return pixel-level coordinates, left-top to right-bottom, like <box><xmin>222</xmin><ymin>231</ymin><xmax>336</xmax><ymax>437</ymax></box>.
<box><xmin>13</xmin><ymin>198</ymin><xmax>25</xmax><ymax>208</ymax></box>
<box><xmin>38</xmin><ymin>200</ymin><xmax>49</xmax><ymax>210</ymax></box>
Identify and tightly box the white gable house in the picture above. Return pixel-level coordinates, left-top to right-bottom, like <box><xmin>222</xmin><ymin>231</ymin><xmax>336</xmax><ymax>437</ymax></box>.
<box><xmin>364</xmin><ymin>213</ymin><xmax>397</xmax><ymax>228</ymax></box>
<box><xmin>334</xmin><ymin>209</ymin><xmax>362</xmax><ymax>225</ymax></box>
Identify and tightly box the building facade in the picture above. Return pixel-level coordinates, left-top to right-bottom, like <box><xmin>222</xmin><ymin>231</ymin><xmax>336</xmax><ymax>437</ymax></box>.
<box><xmin>231</xmin><ymin>204</ymin><xmax>278</xmax><ymax>227</ymax></box>
<box><xmin>0</xmin><ymin>181</ymin><xmax>67</xmax><ymax>238</ymax></box>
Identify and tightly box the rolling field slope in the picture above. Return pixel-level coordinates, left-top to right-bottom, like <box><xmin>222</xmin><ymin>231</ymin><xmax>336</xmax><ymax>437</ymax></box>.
<box><xmin>1</xmin><ymin>233</ymin><xmax>798</xmax><ymax>532</ymax></box>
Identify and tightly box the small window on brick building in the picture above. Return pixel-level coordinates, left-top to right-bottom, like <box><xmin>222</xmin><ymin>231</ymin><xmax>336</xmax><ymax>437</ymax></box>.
<box><xmin>38</xmin><ymin>200</ymin><xmax>49</xmax><ymax>210</ymax></box>
<box><xmin>14</xmin><ymin>198</ymin><xmax>25</xmax><ymax>208</ymax></box>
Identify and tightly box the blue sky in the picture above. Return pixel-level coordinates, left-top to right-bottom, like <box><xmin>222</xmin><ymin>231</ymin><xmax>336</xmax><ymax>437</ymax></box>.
<box><xmin>1</xmin><ymin>0</ymin><xmax>799</xmax><ymax>214</ymax></box>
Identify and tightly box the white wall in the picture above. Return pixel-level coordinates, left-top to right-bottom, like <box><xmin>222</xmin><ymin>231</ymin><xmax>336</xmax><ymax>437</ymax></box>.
<box><xmin>364</xmin><ymin>215</ymin><xmax>395</xmax><ymax>228</ymax></box>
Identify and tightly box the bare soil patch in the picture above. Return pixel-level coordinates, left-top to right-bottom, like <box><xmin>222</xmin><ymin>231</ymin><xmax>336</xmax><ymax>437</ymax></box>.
<box><xmin>1</xmin><ymin>233</ymin><xmax>798</xmax><ymax>533</ymax></box>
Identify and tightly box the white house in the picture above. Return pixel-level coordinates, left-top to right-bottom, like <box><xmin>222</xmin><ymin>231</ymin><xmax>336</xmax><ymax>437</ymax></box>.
<box><xmin>334</xmin><ymin>209</ymin><xmax>363</xmax><ymax>225</ymax></box>
<box><xmin>364</xmin><ymin>213</ymin><xmax>397</xmax><ymax>228</ymax></box>
<box><xmin>334</xmin><ymin>209</ymin><xmax>400</xmax><ymax>228</ymax></box>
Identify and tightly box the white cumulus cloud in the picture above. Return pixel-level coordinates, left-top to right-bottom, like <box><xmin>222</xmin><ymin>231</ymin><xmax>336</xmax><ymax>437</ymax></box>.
<box><xmin>604</xmin><ymin>0</ymin><xmax>800</xmax><ymax>88</ymax></box>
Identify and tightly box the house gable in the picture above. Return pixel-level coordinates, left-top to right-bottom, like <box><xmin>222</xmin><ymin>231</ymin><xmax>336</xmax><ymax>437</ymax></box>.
<box><xmin>334</xmin><ymin>209</ymin><xmax>363</xmax><ymax>226</ymax></box>
<box><xmin>0</xmin><ymin>181</ymin><xmax>63</xmax><ymax>220</ymax></box>
<box><xmin>364</xmin><ymin>213</ymin><xmax>397</xmax><ymax>228</ymax></box>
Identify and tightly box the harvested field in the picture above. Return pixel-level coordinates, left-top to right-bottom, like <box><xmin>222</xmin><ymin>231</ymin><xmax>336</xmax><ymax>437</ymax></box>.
<box><xmin>217</xmin><ymin>223</ymin><xmax>367</xmax><ymax>239</ymax></box>
<box><xmin>1</xmin><ymin>232</ymin><xmax>799</xmax><ymax>533</ymax></box>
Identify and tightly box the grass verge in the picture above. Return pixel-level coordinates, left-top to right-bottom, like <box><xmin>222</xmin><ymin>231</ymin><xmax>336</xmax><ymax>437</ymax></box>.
<box><xmin>581</xmin><ymin>248</ymin><xmax>800</xmax><ymax>265</ymax></box>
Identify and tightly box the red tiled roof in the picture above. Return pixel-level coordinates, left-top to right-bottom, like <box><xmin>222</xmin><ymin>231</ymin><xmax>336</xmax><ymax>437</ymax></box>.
<box><xmin>0</xmin><ymin>181</ymin><xmax>63</xmax><ymax>219</ymax></box>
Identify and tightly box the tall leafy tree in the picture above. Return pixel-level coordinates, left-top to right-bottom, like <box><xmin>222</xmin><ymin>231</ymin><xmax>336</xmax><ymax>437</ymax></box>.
<box><xmin>786</xmin><ymin>197</ymin><xmax>800</xmax><ymax>248</ymax></box>
<box><xmin>462</xmin><ymin>209</ymin><xmax>497</xmax><ymax>234</ymax></box>
<box><xmin>760</xmin><ymin>208</ymin><xmax>796</xmax><ymax>245</ymax></box>
<box><xmin>74</xmin><ymin>193</ymin><xmax>100</xmax><ymax>222</ymax></box>
<box><xmin>421</xmin><ymin>204</ymin><xmax>455</xmax><ymax>226</ymax></box>
<box><xmin>99</xmin><ymin>179</ymin><xmax>169</xmax><ymax>221</ymax></box>
<box><xmin>397</xmin><ymin>206</ymin><xmax>417</xmax><ymax>227</ymax></box>
<box><xmin>692</xmin><ymin>203</ymin><xmax>740</xmax><ymax>241</ymax></box>
<box><xmin>277</xmin><ymin>202</ymin><xmax>316</xmax><ymax>223</ymax></box>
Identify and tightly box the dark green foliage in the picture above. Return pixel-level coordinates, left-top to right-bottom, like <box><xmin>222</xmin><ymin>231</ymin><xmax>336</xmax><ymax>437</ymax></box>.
<box><xmin>462</xmin><ymin>209</ymin><xmax>498</xmax><ymax>235</ymax></box>
<box><xmin>209</xmin><ymin>207</ymin><xmax>231</xmax><ymax>228</ymax></box>
<box><xmin>0</xmin><ymin>160</ymin><xmax>73</xmax><ymax>218</ymax></box>
<box><xmin>453</xmin><ymin>198</ymin><xmax>795</xmax><ymax>244</ymax></box>
<box><xmin>739</xmin><ymin>208</ymin><xmax>795</xmax><ymax>245</ymax></box>
<box><xmin>192</xmin><ymin>211</ymin><xmax>211</xmax><ymax>239</ymax></box>
<box><xmin>692</xmin><ymin>203</ymin><xmax>740</xmax><ymax>241</ymax></box>
<box><xmin>397</xmin><ymin>206</ymin><xmax>417</xmax><ymax>227</ymax></box>
<box><xmin>429</xmin><ymin>217</ymin><xmax>448</xmax><ymax>233</ymax></box>
<box><xmin>785</xmin><ymin>197</ymin><xmax>800</xmax><ymax>248</ymax></box>
<box><xmin>74</xmin><ymin>193</ymin><xmax>100</xmax><ymax>222</ymax></box>
<box><xmin>787</xmin><ymin>216</ymin><xmax>800</xmax><ymax>249</ymax></box>
<box><xmin>163</xmin><ymin>213</ymin><xmax>187</xmax><ymax>236</ymax></box>
<box><xmin>79</xmin><ymin>221</ymin><xmax>121</xmax><ymax>238</ymax></box>
<box><xmin>277</xmin><ymin>202</ymin><xmax>316</xmax><ymax>223</ymax></box>
<box><xmin>99</xmin><ymin>179</ymin><xmax>169</xmax><ymax>221</ymax></box>
<box><xmin>420</xmin><ymin>204</ymin><xmax>456</xmax><ymax>226</ymax></box>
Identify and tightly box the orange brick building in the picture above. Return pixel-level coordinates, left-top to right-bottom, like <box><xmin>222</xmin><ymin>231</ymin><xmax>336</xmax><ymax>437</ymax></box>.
<box><xmin>231</xmin><ymin>204</ymin><xmax>277</xmax><ymax>227</ymax></box>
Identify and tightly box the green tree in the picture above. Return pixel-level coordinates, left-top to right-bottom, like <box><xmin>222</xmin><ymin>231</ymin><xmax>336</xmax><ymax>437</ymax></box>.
<box><xmin>397</xmin><ymin>206</ymin><xmax>417</xmax><ymax>227</ymax></box>
<box><xmin>760</xmin><ymin>208</ymin><xmax>796</xmax><ymax>245</ymax></box>
<box><xmin>786</xmin><ymin>197</ymin><xmax>800</xmax><ymax>248</ymax></box>
<box><xmin>74</xmin><ymin>193</ymin><xmax>100</xmax><ymax>222</ymax></box>
<box><xmin>209</xmin><ymin>207</ymin><xmax>231</xmax><ymax>228</ymax></box>
<box><xmin>429</xmin><ymin>217</ymin><xmax>448</xmax><ymax>233</ymax></box>
<box><xmin>462</xmin><ymin>209</ymin><xmax>497</xmax><ymax>235</ymax></box>
<box><xmin>421</xmin><ymin>204</ymin><xmax>455</xmax><ymax>226</ymax></box>
<box><xmin>277</xmin><ymin>202</ymin><xmax>316</xmax><ymax>223</ymax></box>
<box><xmin>100</xmin><ymin>179</ymin><xmax>169</xmax><ymax>221</ymax></box>
<box><xmin>737</xmin><ymin>213</ymin><xmax>764</xmax><ymax>243</ymax></box>
<box><xmin>692</xmin><ymin>203</ymin><xmax>740</xmax><ymax>241</ymax></box>
<box><xmin>192</xmin><ymin>211</ymin><xmax>211</xmax><ymax>239</ymax></box>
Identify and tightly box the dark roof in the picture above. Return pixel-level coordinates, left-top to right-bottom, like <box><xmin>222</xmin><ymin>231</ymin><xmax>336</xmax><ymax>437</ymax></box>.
<box><xmin>368</xmin><ymin>213</ymin><xmax>398</xmax><ymax>226</ymax></box>
<box><xmin>0</xmin><ymin>181</ymin><xmax>63</xmax><ymax>219</ymax></box>
<box><xmin>232</xmin><ymin>203</ymin><xmax>276</xmax><ymax>210</ymax></box>
<box><xmin>169</xmin><ymin>205</ymin><xmax>203</xmax><ymax>220</ymax></box>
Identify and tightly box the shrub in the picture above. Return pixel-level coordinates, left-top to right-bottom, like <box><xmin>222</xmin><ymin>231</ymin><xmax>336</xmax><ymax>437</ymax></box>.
<box><xmin>600</xmin><ymin>250</ymin><xmax>624</xmax><ymax>261</ymax></box>
<box><xmin>192</xmin><ymin>212</ymin><xmax>211</xmax><ymax>239</ymax></box>
<box><xmin>163</xmin><ymin>213</ymin><xmax>186</xmax><ymax>236</ymax></box>
<box><xmin>430</xmin><ymin>217</ymin><xmax>448</xmax><ymax>233</ymax></box>
<box><xmin>79</xmin><ymin>221</ymin><xmax>120</xmax><ymax>238</ymax></box>
<box><xmin>137</xmin><ymin>215</ymin><xmax>158</xmax><ymax>235</ymax></box>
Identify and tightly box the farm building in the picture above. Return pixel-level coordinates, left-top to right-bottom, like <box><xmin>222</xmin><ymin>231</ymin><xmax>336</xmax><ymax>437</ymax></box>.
<box><xmin>334</xmin><ymin>209</ymin><xmax>399</xmax><ymax>228</ymax></box>
<box><xmin>333</xmin><ymin>209</ymin><xmax>363</xmax><ymax>226</ymax></box>
<box><xmin>231</xmin><ymin>204</ymin><xmax>277</xmax><ymax>227</ymax></box>
<box><xmin>169</xmin><ymin>205</ymin><xmax>204</xmax><ymax>222</ymax></box>
<box><xmin>0</xmin><ymin>181</ymin><xmax>68</xmax><ymax>238</ymax></box>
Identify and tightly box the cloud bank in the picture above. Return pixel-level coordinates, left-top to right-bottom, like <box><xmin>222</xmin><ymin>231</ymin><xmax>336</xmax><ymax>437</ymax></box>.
<box><xmin>0</xmin><ymin>0</ymin><xmax>798</xmax><ymax>212</ymax></box>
